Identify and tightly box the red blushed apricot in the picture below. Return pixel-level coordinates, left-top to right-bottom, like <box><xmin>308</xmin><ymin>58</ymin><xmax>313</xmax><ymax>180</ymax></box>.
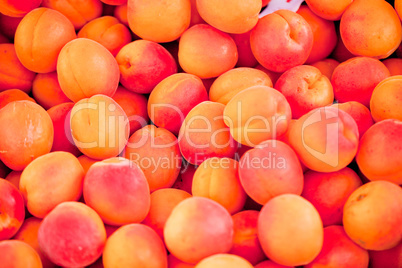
<box><xmin>297</xmin><ymin>5</ymin><xmax>337</xmax><ymax>64</ymax></box>
<box><xmin>369</xmin><ymin>242</ymin><xmax>402</xmax><ymax>268</ymax></box>
<box><xmin>103</xmin><ymin>223</ymin><xmax>167</xmax><ymax>268</ymax></box>
<box><xmin>178</xmin><ymin>101</ymin><xmax>238</xmax><ymax>165</ymax></box>
<box><xmin>78</xmin><ymin>16</ymin><xmax>131</xmax><ymax>56</ymax></box>
<box><xmin>255</xmin><ymin>64</ymin><xmax>282</xmax><ymax>85</ymax></box>
<box><xmin>258</xmin><ymin>194</ymin><xmax>324</xmax><ymax>266</ymax></box>
<box><xmin>195</xmin><ymin>254</ymin><xmax>253</xmax><ymax>268</ymax></box>
<box><xmin>275</xmin><ymin>65</ymin><xmax>334</xmax><ymax>119</ymax></box>
<box><xmin>0</xmin><ymin>44</ymin><xmax>35</xmax><ymax>93</ymax></box>
<box><xmin>113</xmin><ymin>3</ymin><xmax>128</xmax><ymax>26</ymax></box>
<box><xmin>331</xmin><ymin>57</ymin><xmax>390</xmax><ymax>107</ymax></box>
<box><xmin>148</xmin><ymin>73</ymin><xmax>208</xmax><ymax>135</ymax></box>
<box><xmin>332</xmin><ymin>101</ymin><xmax>374</xmax><ymax>138</ymax></box>
<box><xmin>178</xmin><ymin>24</ymin><xmax>238</xmax><ymax>79</ymax></box>
<box><xmin>223</xmin><ymin>86</ymin><xmax>292</xmax><ymax>147</ymax></box>
<box><xmin>42</xmin><ymin>0</ymin><xmax>103</xmax><ymax>30</ymax></box>
<box><xmin>0</xmin><ymin>0</ymin><xmax>41</xmax><ymax>17</ymax></box>
<box><xmin>356</xmin><ymin>119</ymin><xmax>402</xmax><ymax>184</ymax></box>
<box><xmin>116</xmin><ymin>40</ymin><xmax>177</xmax><ymax>94</ymax></box>
<box><xmin>128</xmin><ymin>0</ymin><xmax>190</xmax><ymax>43</ymax></box>
<box><xmin>331</xmin><ymin>33</ymin><xmax>355</xmax><ymax>63</ymax></box>
<box><xmin>142</xmin><ymin>188</ymin><xmax>191</xmax><ymax>239</ymax></box>
<box><xmin>19</xmin><ymin>151</ymin><xmax>84</xmax><ymax>218</ymax></box>
<box><xmin>370</xmin><ymin>76</ymin><xmax>402</xmax><ymax>122</ymax></box>
<box><xmin>172</xmin><ymin>163</ymin><xmax>197</xmax><ymax>194</ymax></box>
<box><xmin>250</xmin><ymin>10</ymin><xmax>313</xmax><ymax>73</ymax></box>
<box><xmin>340</xmin><ymin>0</ymin><xmax>402</xmax><ymax>59</ymax></box>
<box><xmin>231</xmin><ymin>31</ymin><xmax>258</xmax><ymax>68</ymax></box>
<box><xmin>168</xmin><ymin>254</ymin><xmax>195</xmax><ymax>268</ymax></box>
<box><xmin>229</xmin><ymin>210</ymin><xmax>266</xmax><ymax>265</ymax></box>
<box><xmin>0</xmin><ymin>240</ymin><xmax>42</xmax><ymax>268</ymax></box>
<box><xmin>192</xmin><ymin>158</ymin><xmax>246</xmax><ymax>214</ymax></box>
<box><xmin>38</xmin><ymin>202</ymin><xmax>106</xmax><ymax>267</ymax></box>
<box><xmin>310</xmin><ymin>58</ymin><xmax>339</xmax><ymax>79</ymax></box>
<box><xmin>196</xmin><ymin>0</ymin><xmax>261</xmax><ymax>34</ymax></box>
<box><xmin>0</xmin><ymin>179</ymin><xmax>24</xmax><ymax>240</ymax></box>
<box><xmin>305</xmin><ymin>225</ymin><xmax>369</xmax><ymax>268</ymax></box>
<box><xmin>164</xmin><ymin>197</ymin><xmax>234</xmax><ymax>264</ymax></box>
<box><xmin>301</xmin><ymin>168</ymin><xmax>362</xmax><ymax>226</ymax></box>
<box><xmin>14</xmin><ymin>8</ymin><xmax>76</xmax><ymax>73</ymax></box>
<box><xmin>0</xmin><ymin>101</ymin><xmax>53</xmax><ymax>171</ymax></box>
<box><xmin>209</xmin><ymin>67</ymin><xmax>272</xmax><ymax>105</ymax></box>
<box><xmin>5</xmin><ymin>170</ymin><xmax>21</xmax><ymax>189</ymax></box>
<box><xmin>289</xmin><ymin>107</ymin><xmax>359</xmax><ymax>172</ymax></box>
<box><xmin>305</xmin><ymin>0</ymin><xmax>352</xmax><ymax>20</ymax></box>
<box><xmin>125</xmin><ymin>125</ymin><xmax>182</xmax><ymax>192</ymax></box>
<box><xmin>343</xmin><ymin>181</ymin><xmax>402</xmax><ymax>250</ymax></box>
<box><xmin>382</xmin><ymin>58</ymin><xmax>402</xmax><ymax>76</ymax></box>
<box><xmin>0</xmin><ymin>89</ymin><xmax>35</xmax><ymax>109</ymax></box>
<box><xmin>238</xmin><ymin>140</ymin><xmax>303</xmax><ymax>205</ymax></box>
<box><xmin>32</xmin><ymin>72</ymin><xmax>70</xmax><ymax>110</ymax></box>
<box><xmin>83</xmin><ymin>157</ymin><xmax>150</xmax><ymax>226</ymax></box>
<box><xmin>189</xmin><ymin>0</ymin><xmax>205</xmax><ymax>26</ymax></box>
<box><xmin>255</xmin><ymin>260</ymin><xmax>293</xmax><ymax>268</ymax></box>
<box><xmin>47</xmin><ymin>102</ymin><xmax>81</xmax><ymax>157</ymax></box>
<box><xmin>70</xmin><ymin>95</ymin><xmax>129</xmax><ymax>160</ymax></box>
<box><xmin>58</xmin><ymin>38</ymin><xmax>120</xmax><ymax>102</ymax></box>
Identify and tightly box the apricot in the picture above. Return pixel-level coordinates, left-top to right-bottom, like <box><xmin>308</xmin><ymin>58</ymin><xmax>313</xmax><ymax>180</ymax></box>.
<box><xmin>258</xmin><ymin>194</ymin><xmax>323</xmax><ymax>266</ymax></box>
<box><xmin>254</xmin><ymin>260</ymin><xmax>293</xmax><ymax>268</ymax></box>
<box><xmin>38</xmin><ymin>202</ymin><xmax>106</xmax><ymax>267</ymax></box>
<box><xmin>231</xmin><ymin>31</ymin><xmax>258</xmax><ymax>68</ymax></box>
<box><xmin>275</xmin><ymin>65</ymin><xmax>334</xmax><ymax>119</ymax></box>
<box><xmin>382</xmin><ymin>58</ymin><xmax>402</xmax><ymax>76</ymax></box>
<box><xmin>70</xmin><ymin>94</ymin><xmax>129</xmax><ymax>160</ymax></box>
<box><xmin>305</xmin><ymin>0</ymin><xmax>352</xmax><ymax>20</ymax></box>
<box><xmin>0</xmin><ymin>101</ymin><xmax>53</xmax><ymax>171</ymax></box>
<box><xmin>370</xmin><ymin>76</ymin><xmax>402</xmax><ymax>122</ymax></box>
<box><xmin>0</xmin><ymin>89</ymin><xmax>35</xmax><ymax>109</ymax></box>
<box><xmin>32</xmin><ymin>72</ymin><xmax>70</xmax><ymax>110</ymax></box>
<box><xmin>4</xmin><ymin>170</ymin><xmax>21</xmax><ymax>189</ymax></box>
<box><xmin>396</xmin><ymin>0</ymin><xmax>402</xmax><ymax>20</ymax></box>
<box><xmin>148</xmin><ymin>73</ymin><xmax>208</xmax><ymax>135</ymax></box>
<box><xmin>223</xmin><ymin>86</ymin><xmax>292</xmax><ymax>147</ymax></box>
<box><xmin>78</xmin><ymin>155</ymin><xmax>98</xmax><ymax>174</ymax></box>
<box><xmin>250</xmin><ymin>10</ymin><xmax>313</xmax><ymax>72</ymax></box>
<box><xmin>0</xmin><ymin>13</ymin><xmax>21</xmax><ymax>40</ymax></box>
<box><xmin>103</xmin><ymin>223</ymin><xmax>168</xmax><ymax>268</ymax></box>
<box><xmin>189</xmin><ymin>0</ymin><xmax>204</xmax><ymax>26</ymax></box>
<box><xmin>0</xmin><ymin>44</ymin><xmax>35</xmax><ymax>93</ymax></box>
<box><xmin>343</xmin><ymin>181</ymin><xmax>402</xmax><ymax>250</ymax></box>
<box><xmin>83</xmin><ymin>157</ymin><xmax>150</xmax><ymax>226</ymax></box>
<box><xmin>288</xmin><ymin>107</ymin><xmax>359</xmax><ymax>172</ymax></box>
<box><xmin>164</xmin><ymin>197</ymin><xmax>233</xmax><ymax>264</ymax></box>
<box><xmin>168</xmin><ymin>254</ymin><xmax>195</xmax><ymax>268</ymax></box>
<box><xmin>356</xmin><ymin>119</ymin><xmax>402</xmax><ymax>185</ymax></box>
<box><xmin>116</xmin><ymin>40</ymin><xmax>177</xmax><ymax>94</ymax></box>
<box><xmin>331</xmin><ymin>57</ymin><xmax>390</xmax><ymax>107</ymax></box>
<box><xmin>113</xmin><ymin>3</ymin><xmax>128</xmax><ymax>26</ymax></box>
<box><xmin>369</xmin><ymin>242</ymin><xmax>402</xmax><ymax>268</ymax></box>
<box><xmin>254</xmin><ymin>64</ymin><xmax>282</xmax><ymax>85</ymax></box>
<box><xmin>58</xmin><ymin>38</ymin><xmax>120</xmax><ymax>102</ymax></box>
<box><xmin>125</xmin><ymin>125</ymin><xmax>182</xmax><ymax>192</ymax></box>
<box><xmin>305</xmin><ymin>225</ymin><xmax>369</xmax><ymax>268</ymax></box>
<box><xmin>0</xmin><ymin>179</ymin><xmax>24</xmax><ymax>240</ymax></box>
<box><xmin>127</xmin><ymin>0</ymin><xmax>190</xmax><ymax>43</ymax></box>
<box><xmin>340</xmin><ymin>0</ymin><xmax>402</xmax><ymax>59</ymax></box>
<box><xmin>209</xmin><ymin>67</ymin><xmax>273</xmax><ymax>105</ymax></box>
<box><xmin>178</xmin><ymin>24</ymin><xmax>238</xmax><ymax>79</ymax></box>
<box><xmin>310</xmin><ymin>58</ymin><xmax>339</xmax><ymax>79</ymax></box>
<box><xmin>0</xmin><ymin>240</ymin><xmax>42</xmax><ymax>268</ymax></box>
<box><xmin>178</xmin><ymin>101</ymin><xmax>237</xmax><ymax>165</ymax></box>
<box><xmin>0</xmin><ymin>0</ymin><xmax>41</xmax><ymax>17</ymax></box>
<box><xmin>172</xmin><ymin>163</ymin><xmax>197</xmax><ymax>194</ymax></box>
<box><xmin>195</xmin><ymin>254</ymin><xmax>253</xmax><ymax>268</ymax></box>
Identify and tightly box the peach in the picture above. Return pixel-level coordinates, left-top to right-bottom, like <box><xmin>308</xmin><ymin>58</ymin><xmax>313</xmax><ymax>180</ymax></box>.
<box><xmin>172</xmin><ymin>163</ymin><xmax>197</xmax><ymax>194</ymax></box>
<box><xmin>238</xmin><ymin>140</ymin><xmax>303</xmax><ymax>205</ymax></box>
<box><xmin>343</xmin><ymin>181</ymin><xmax>402</xmax><ymax>250</ymax></box>
<box><xmin>305</xmin><ymin>0</ymin><xmax>352</xmax><ymax>20</ymax></box>
<box><xmin>164</xmin><ymin>197</ymin><xmax>233</xmax><ymax>264</ymax></box>
<box><xmin>179</xmin><ymin>101</ymin><xmax>238</xmax><ymax>165</ymax></box>
<box><xmin>331</xmin><ymin>57</ymin><xmax>390</xmax><ymax>107</ymax></box>
<box><xmin>310</xmin><ymin>58</ymin><xmax>339</xmax><ymax>79</ymax></box>
<box><xmin>0</xmin><ymin>89</ymin><xmax>35</xmax><ymax>109</ymax></box>
<box><xmin>83</xmin><ymin>157</ymin><xmax>150</xmax><ymax>226</ymax></box>
<box><xmin>195</xmin><ymin>254</ymin><xmax>253</xmax><ymax>268</ymax></box>
<box><xmin>223</xmin><ymin>86</ymin><xmax>292</xmax><ymax>147</ymax></box>
<box><xmin>275</xmin><ymin>65</ymin><xmax>334</xmax><ymax>119</ymax></box>
<box><xmin>38</xmin><ymin>202</ymin><xmax>106</xmax><ymax>267</ymax></box>
<box><xmin>369</xmin><ymin>242</ymin><xmax>402</xmax><ymax>268</ymax></box>
<box><xmin>258</xmin><ymin>194</ymin><xmax>324</xmax><ymax>266</ymax></box>
<box><xmin>0</xmin><ymin>179</ymin><xmax>24</xmax><ymax>240</ymax></box>
<box><xmin>70</xmin><ymin>94</ymin><xmax>129</xmax><ymax>160</ymax></box>
<box><xmin>305</xmin><ymin>225</ymin><xmax>369</xmax><ymax>268</ymax></box>
<box><xmin>58</xmin><ymin>38</ymin><xmax>120</xmax><ymax>102</ymax></box>
<box><xmin>196</xmin><ymin>0</ymin><xmax>261</xmax><ymax>34</ymax></box>
<box><xmin>178</xmin><ymin>24</ymin><xmax>238</xmax><ymax>78</ymax></box>
<box><xmin>0</xmin><ymin>0</ymin><xmax>41</xmax><ymax>17</ymax></box>
<box><xmin>0</xmin><ymin>240</ymin><xmax>42</xmax><ymax>268</ymax></box>
<box><xmin>78</xmin><ymin>155</ymin><xmax>98</xmax><ymax>174</ymax></box>
<box><xmin>148</xmin><ymin>73</ymin><xmax>208</xmax><ymax>135</ymax></box>
<box><xmin>32</xmin><ymin>72</ymin><xmax>70</xmax><ymax>110</ymax></box>
<box><xmin>229</xmin><ymin>210</ymin><xmax>266</xmax><ymax>265</ymax></box>
<box><xmin>340</xmin><ymin>0</ymin><xmax>402</xmax><ymax>59</ymax></box>
<box><xmin>103</xmin><ymin>223</ymin><xmax>168</xmax><ymax>268</ymax></box>
<box><xmin>209</xmin><ymin>67</ymin><xmax>273</xmax><ymax>105</ymax></box>
<box><xmin>356</xmin><ymin>119</ymin><xmax>402</xmax><ymax>185</ymax></box>
<box><xmin>192</xmin><ymin>157</ymin><xmax>246</xmax><ymax>214</ymax></box>
<box><xmin>288</xmin><ymin>106</ymin><xmax>359</xmax><ymax>172</ymax></box>
<box><xmin>4</xmin><ymin>170</ymin><xmax>21</xmax><ymax>189</ymax></box>
<box><xmin>116</xmin><ymin>40</ymin><xmax>177</xmax><ymax>94</ymax></box>
<box><xmin>142</xmin><ymin>188</ymin><xmax>191</xmax><ymax>239</ymax></box>
<box><xmin>0</xmin><ymin>43</ymin><xmax>35</xmax><ymax>93</ymax></box>
<box><xmin>301</xmin><ymin>167</ymin><xmax>362</xmax><ymax>226</ymax></box>
<box><xmin>168</xmin><ymin>254</ymin><xmax>195</xmax><ymax>268</ymax></box>
<box><xmin>250</xmin><ymin>10</ymin><xmax>313</xmax><ymax>72</ymax></box>
<box><xmin>125</xmin><ymin>125</ymin><xmax>182</xmax><ymax>192</ymax></box>
<box><xmin>0</xmin><ymin>101</ymin><xmax>54</xmax><ymax>170</ymax></box>
<box><xmin>230</xmin><ymin>31</ymin><xmax>258</xmax><ymax>68</ymax></box>
<box><xmin>78</xmin><ymin>16</ymin><xmax>132</xmax><ymax>56</ymax></box>
<box><xmin>370</xmin><ymin>76</ymin><xmax>402</xmax><ymax>122</ymax></box>
<box><xmin>254</xmin><ymin>260</ymin><xmax>293</xmax><ymax>268</ymax></box>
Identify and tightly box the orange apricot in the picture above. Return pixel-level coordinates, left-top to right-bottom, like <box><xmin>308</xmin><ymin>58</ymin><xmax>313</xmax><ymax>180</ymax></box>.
<box><xmin>195</xmin><ymin>254</ymin><xmax>253</xmax><ymax>268</ymax></box>
<box><xmin>4</xmin><ymin>170</ymin><xmax>21</xmax><ymax>189</ymax></box>
<box><xmin>0</xmin><ymin>89</ymin><xmax>35</xmax><ymax>109</ymax></box>
<box><xmin>113</xmin><ymin>3</ymin><xmax>128</xmax><ymax>26</ymax></box>
<box><xmin>382</xmin><ymin>58</ymin><xmax>402</xmax><ymax>76</ymax></box>
<box><xmin>32</xmin><ymin>72</ymin><xmax>70</xmax><ymax>110</ymax></box>
<box><xmin>396</xmin><ymin>0</ymin><xmax>402</xmax><ymax>20</ymax></box>
<box><xmin>0</xmin><ymin>0</ymin><xmax>41</xmax><ymax>17</ymax></box>
<box><xmin>77</xmin><ymin>155</ymin><xmax>98</xmax><ymax>174</ymax></box>
<box><xmin>310</xmin><ymin>58</ymin><xmax>339</xmax><ymax>79</ymax></box>
<box><xmin>0</xmin><ymin>240</ymin><xmax>42</xmax><ymax>268</ymax></box>
<box><xmin>305</xmin><ymin>0</ymin><xmax>352</xmax><ymax>20</ymax></box>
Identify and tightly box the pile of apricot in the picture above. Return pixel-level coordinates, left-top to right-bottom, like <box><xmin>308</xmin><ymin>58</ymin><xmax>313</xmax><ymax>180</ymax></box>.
<box><xmin>0</xmin><ymin>0</ymin><xmax>401</xmax><ymax>267</ymax></box>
